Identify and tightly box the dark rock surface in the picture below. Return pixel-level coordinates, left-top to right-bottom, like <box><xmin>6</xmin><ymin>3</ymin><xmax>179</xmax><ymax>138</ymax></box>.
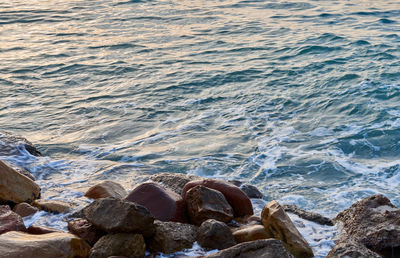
<box><xmin>0</xmin><ymin>205</ymin><xmax>26</xmax><ymax>234</ymax></box>
<box><xmin>326</xmin><ymin>237</ymin><xmax>382</xmax><ymax>258</ymax></box>
<box><xmin>197</xmin><ymin>219</ymin><xmax>236</xmax><ymax>250</ymax></box>
<box><xmin>83</xmin><ymin>197</ymin><xmax>155</xmax><ymax>237</ymax></box>
<box><xmin>68</xmin><ymin>218</ymin><xmax>105</xmax><ymax>246</ymax></box>
<box><xmin>0</xmin><ymin>132</ymin><xmax>41</xmax><ymax>156</ymax></box>
<box><xmin>206</xmin><ymin>239</ymin><xmax>294</xmax><ymax>258</ymax></box>
<box><xmin>26</xmin><ymin>225</ymin><xmax>62</xmax><ymax>235</ymax></box>
<box><xmin>283</xmin><ymin>204</ymin><xmax>334</xmax><ymax>226</ymax></box>
<box><xmin>89</xmin><ymin>233</ymin><xmax>145</xmax><ymax>258</ymax></box>
<box><xmin>185</xmin><ymin>185</ymin><xmax>234</xmax><ymax>225</ymax></box>
<box><xmin>150</xmin><ymin>173</ymin><xmax>201</xmax><ymax>195</ymax></box>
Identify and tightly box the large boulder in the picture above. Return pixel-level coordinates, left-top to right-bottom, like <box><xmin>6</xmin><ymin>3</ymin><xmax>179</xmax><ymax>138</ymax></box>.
<box><xmin>124</xmin><ymin>182</ymin><xmax>185</xmax><ymax>222</ymax></box>
<box><xmin>150</xmin><ymin>173</ymin><xmax>201</xmax><ymax>194</ymax></box>
<box><xmin>89</xmin><ymin>233</ymin><xmax>145</xmax><ymax>258</ymax></box>
<box><xmin>0</xmin><ymin>231</ymin><xmax>90</xmax><ymax>258</ymax></box>
<box><xmin>32</xmin><ymin>199</ymin><xmax>71</xmax><ymax>214</ymax></box>
<box><xmin>83</xmin><ymin>197</ymin><xmax>155</xmax><ymax>237</ymax></box>
<box><xmin>206</xmin><ymin>239</ymin><xmax>294</xmax><ymax>258</ymax></box>
<box><xmin>334</xmin><ymin>194</ymin><xmax>400</xmax><ymax>257</ymax></box>
<box><xmin>327</xmin><ymin>237</ymin><xmax>382</xmax><ymax>258</ymax></box>
<box><xmin>0</xmin><ymin>205</ymin><xmax>26</xmax><ymax>234</ymax></box>
<box><xmin>84</xmin><ymin>181</ymin><xmax>127</xmax><ymax>200</ymax></box>
<box><xmin>182</xmin><ymin>179</ymin><xmax>253</xmax><ymax>217</ymax></box>
<box><xmin>148</xmin><ymin>221</ymin><xmax>197</xmax><ymax>254</ymax></box>
<box><xmin>0</xmin><ymin>160</ymin><xmax>40</xmax><ymax>204</ymax></box>
<box><xmin>283</xmin><ymin>204</ymin><xmax>333</xmax><ymax>226</ymax></box>
<box><xmin>185</xmin><ymin>185</ymin><xmax>234</xmax><ymax>225</ymax></box>
<box><xmin>68</xmin><ymin>218</ymin><xmax>105</xmax><ymax>246</ymax></box>
<box><xmin>197</xmin><ymin>219</ymin><xmax>236</xmax><ymax>250</ymax></box>
<box><xmin>233</xmin><ymin>224</ymin><xmax>273</xmax><ymax>243</ymax></box>
<box><xmin>0</xmin><ymin>132</ymin><xmax>41</xmax><ymax>157</ymax></box>
<box><xmin>12</xmin><ymin>203</ymin><xmax>38</xmax><ymax>217</ymax></box>
<box><xmin>261</xmin><ymin>200</ymin><xmax>314</xmax><ymax>258</ymax></box>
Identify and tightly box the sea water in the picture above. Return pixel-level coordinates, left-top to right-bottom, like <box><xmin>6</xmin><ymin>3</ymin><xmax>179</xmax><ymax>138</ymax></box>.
<box><xmin>1</xmin><ymin>0</ymin><xmax>400</xmax><ymax>256</ymax></box>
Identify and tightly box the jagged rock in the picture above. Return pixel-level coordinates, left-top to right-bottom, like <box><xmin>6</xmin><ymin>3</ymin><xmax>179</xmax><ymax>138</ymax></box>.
<box><xmin>150</xmin><ymin>173</ymin><xmax>202</xmax><ymax>194</ymax></box>
<box><xmin>0</xmin><ymin>132</ymin><xmax>41</xmax><ymax>157</ymax></box>
<box><xmin>12</xmin><ymin>202</ymin><xmax>38</xmax><ymax>217</ymax></box>
<box><xmin>84</xmin><ymin>181</ymin><xmax>127</xmax><ymax>200</ymax></box>
<box><xmin>261</xmin><ymin>200</ymin><xmax>314</xmax><ymax>258</ymax></box>
<box><xmin>0</xmin><ymin>231</ymin><xmax>90</xmax><ymax>258</ymax></box>
<box><xmin>68</xmin><ymin>218</ymin><xmax>105</xmax><ymax>246</ymax></box>
<box><xmin>233</xmin><ymin>224</ymin><xmax>273</xmax><ymax>243</ymax></box>
<box><xmin>283</xmin><ymin>204</ymin><xmax>334</xmax><ymax>226</ymax></box>
<box><xmin>206</xmin><ymin>239</ymin><xmax>294</xmax><ymax>258</ymax></box>
<box><xmin>334</xmin><ymin>194</ymin><xmax>400</xmax><ymax>257</ymax></box>
<box><xmin>26</xmin><ymin>225</ymin><xmax>62</xmax><ymax>235</ymax></box>
<box><xmin>148</xmin><ymin>221</ymin><xmax>197</xmax><ymax>254</ymax></box>
<box><xmin>185</xmin><ymin>185</ymin><xmax>234</xmax><ymax>225</ymax></box>
<box><xmin>197</xmin><ymin>219</ymin><xmax>236</xmax><ymax>250</ymax></box>
<box><xmin>182</xmin><ymin>179</ymin><xmax>253</xmax><ymax>217</ymax></box>
<box><xmin>124</xmin><ymin>182</ymin><xmax>185</xmax><ymax>222</ymax></box>
<box><xmin>0</xmin><ymin>205</ymin><xmax>26</xmax><ymax>234</ymax></box>
<box><xmin>89</xmin><ymin>233</ymin><xmax>145</xmax><ymax>258</ymax></box>
<box><xmin>327</xmin><ymin>237</ymin><xmax>382</xmax><ymax>258</ymax></box>
<box><xmin>83</xmin><ymin>197</ymin><xmax>155</xmax><ymax>237</ymax></box>
<box><xmin>0</xmin><ymin>160</ymin><xmax>40</xmax><ymax>204</ymax></box>
<box><xmin>32</xmin><ymin>199</ymin><xmax>72</xmax><ymax>214</ymax></box>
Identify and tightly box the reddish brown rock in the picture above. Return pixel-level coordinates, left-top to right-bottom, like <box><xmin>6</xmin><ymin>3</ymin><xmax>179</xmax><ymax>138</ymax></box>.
<box><xmin>124</xmin><ymin>182</ymin><xmax>185</xmax><ymax>222</ymax></box>
<box><xmin>84</xmin><ymin>181</ymin><xmax>127</xmax><ymax>200</ymax></box>
<box><xmin>12</xmin><ymin>203</ymin><xmax>38</xmax><ymax>218</ymax></box>
<box><xmin>26</xmin><ymin>225</ymin><xmax>62</xmax><ymax>235</ymax></box>
<box><xmin>0</xmin><ymin>205</ymin><xmax>26</xmax><ymax>234</ymax></box>
<box><xmin>197</xmin><ymin>219</ymin><xmax>236</xmax><ymax>250</ymax></box>
<box><xmin>68</xmin><ymin>218</ymin><xmax>105</xmax><ymax>246</ymax></box>
<box><xmin>185</xmin><ymin>185</ymin><xmax>234</xmax><ymax>225</ymax></box>
<box><xmin>233</xmin><ymin>224</ymin><xmax>273</xmax><ymax>243</ymax></box>
<box><xmin>182</xmin><ymin>179</ymin><xmax>253</xmax><ymax>217</ymax></box>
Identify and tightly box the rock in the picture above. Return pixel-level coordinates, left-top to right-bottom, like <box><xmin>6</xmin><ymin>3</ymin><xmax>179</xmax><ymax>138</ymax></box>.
<box><xmin>240</xmin><ymin>184</ymin><xmax>263</xmax><ymax>199</ymax></box>
<box><xmin>83</xmin><ymin>197</ymin><xmax>155</xmax><ymax>237</ymax></box>
<box><xmin>0</xmin><ymin>132</ymin><xmax>41</xmax><ymax>157</ymax></box>
<box><xmin>182</xmin><ymin>179</ymin><xmax>253</xmax><ymax>217</ymax></box>
<box><xmin>283</xmin><ymin>204</ymin><xmax>334</xmax><ymax>226</ymax></box>
<box><xmin>84</xmin><ymin>181</ymin><xmax>127</xmax><ymax>200</ymax></box>
<box><xmin>26</xmin><ymin>225</ymin><xmax>62</xmax><ymax>235</ymax></box>
<box><xmin>12</xmin><ymin>167</ymin><xmax>35</xmax><ymax>181</ymax></box>
<box><xmin>32</xmin><ymin>199</ymin><xmax>72</xmax><ymax>214</ymax></box>
<box><xmin>261</xmin><ymin>200</ymin><xmax>314</xmax><ymax>258</ymax></box>
<box><xmin>206</xmin><ymin>239</ymin><xmax>294</xmax><ymax>258</ymax></box>
<box><xmin>185</xmin><ymin>185</ymin><xmax>234</xmax><ymax>225</ymax></box>
<box><xmin>233</xmin><ymin>224</ymin><xmax>273</xmax><ymax>243</ymax></box>
<box><xmin>0</xmin><ymin>231</ymin><xmax>90</xmax><ymax>258</ymax></box>
<box><xmin>148</xmin><ymin>221</ymin><xmax>197</xmax><ymax>254</ymax></box>
<box><xmin>0</xmin><ymin>205</ymin><xmax>26</xmax><ymax>234</ymax></box>
<box><xmin>12</xmin><ymin>202</ymin><xmax>38</xmax><ymax>217</ymax></box>
<box><xmin>0</xmin><ymin>160</ymin><xmax>40</xmax><ymax>204</ymax></box>
<box><xmin>89</xmin><ymin>233</ymin><xmax>145</xmax><ymax>258</ymax></box>
<box><xmin>334</xmin><ymin>194</ymin><xmax>400</xmax><ymax>257</ymax></box>
<box><xmin>150</xmin><ymin>173</ymin><xmax>201</xmax><ymax>194</ymax></box>
<box><xmin>197</xmin><ymin>219</ymin><xmax>236</xmax><ymax>250</ymax></box>
<box><xmin>327</xmin><ymin>238</ymin><xmax>382</xmax><ymax>258</ymax></box>
<box><xmin>124</xmin><ymin>182</ymin><xmax>185</xmax><ymax>222</ymax></box>
<box><xmin>68</xmin><ymin>218</ymin><xmax>105</xmax><ymax>246</ymax></box>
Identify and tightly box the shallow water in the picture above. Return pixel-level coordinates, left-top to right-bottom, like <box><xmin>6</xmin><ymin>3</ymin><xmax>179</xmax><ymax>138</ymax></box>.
<box><xmin>1</xmin><ymin>0</ymin><xmax>400</xmax><ymax>256</ymax></box>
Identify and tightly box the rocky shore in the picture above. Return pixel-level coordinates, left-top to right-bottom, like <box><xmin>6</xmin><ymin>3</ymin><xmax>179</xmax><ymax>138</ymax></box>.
<box><xmin>0</xmin><ymin>132</ymin><xmax>399</xmax><ymax>257</ymax></box>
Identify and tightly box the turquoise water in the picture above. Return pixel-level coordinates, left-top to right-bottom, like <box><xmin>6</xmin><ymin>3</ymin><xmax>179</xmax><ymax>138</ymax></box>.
<box><xmin>1</xmin><ymin>0</ymin><xmax>400</xmax><ymax>255</ymax></box>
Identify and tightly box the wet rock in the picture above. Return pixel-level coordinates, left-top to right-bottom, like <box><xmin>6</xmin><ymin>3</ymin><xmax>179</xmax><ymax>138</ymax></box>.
<box><xmin>0</xmin><ymin>231</ymin><xmax>90</xmax><ymax>258</ymax></box>
<box><xmin>185</xmin><ymin>185</ymin><xmax>234</xmax><ymax>225</ymax></box>
<box><xmin>148</xmin><ymin>221</ymin><xmax>197</xmax><ymax>254</ymax></box>
<box><xmin>334</xmin><ymin>194</ymin><xmax>400</xmax><ymax>257</ymax></box>
<box><xmin>0</xmin><ymin>132</ymin><xmax>41</xmax><ymax>157</ymax></box>
<box><xmin>68</xmin><ymin>218</ymin><xmax>106</xmax><ymax>246</ymax></box>
<box><xmin>0</xmin><ymin>205</ymin><xmax>26</xmax><ymax>234</ymax></box>
<box><xmin>124</xmin><ymin>182</ymin><xmax>185</xmax><ymax>222</ymax></box>
<box><xmin>84</xmin><ymin>180</ymin><xmax>127</xmax><ymax>200</ymax></box>
<box><xmin>83</xmin><ymin>197</ymin><xmax>155</xmax><ymax>237</ymax></box>
<box><xmin>26</xmin><ymin>225</ymin><xmax>62</xmax><ymax>235</ymax></box>
<box><xmin>327</xmin><ymin>237</ymin><xmax>382</xmax><ymax>258</ymax></box>
<box><xmin>89</xmin><ymin>233</ymin><xmax>145</xmax><ymax>258</ymax></box>
<box><xmin>12</xmin><ymin>202</ymin><xmax>38</xmax><ymax>217</ymax></box>
<box><xmin>261</xmin><ymin>200</ymin><xmax>314</xmax><ymax>258</ymax></box>
<box><xmin>240</xmin><ymin>184</ymin><xmax>263</xmax><ymax>199</ymax></box>
<box><xmin>233</xmin><ymin>224</ymin><xmax>273</xmax><ymax>243</ymax></box>
<box><xmin>0</xmin><ymin>160</ymin><xmax>40</xmax><ymax>204</ymax></box>
<box><xmin>182</xmin><ymin>179</ymin><xmax>253</xmax><ymax>217</ymax></box>
<box><xmin>197</xmin><ymin>219</ymin><xmax>236</xmax><ymax>250</ymax></box>
<box><xmin>150</xmin><ymin>173</ymin><xmax>202</xmax><ymax>195</ymax></box>
<box><xmin>32</xmin><ymin>199</ymin><xmax>72</xmax><ymax>214</ymax></box>
<box><xmin>283</xmin><ymin>204</ymin><xmax>334</xmax><ymax>226</ymax></box>
<box><xmin>206</xmin><ymin>239</ymin><xmax>294</xmax><ymax>258</ymax></box>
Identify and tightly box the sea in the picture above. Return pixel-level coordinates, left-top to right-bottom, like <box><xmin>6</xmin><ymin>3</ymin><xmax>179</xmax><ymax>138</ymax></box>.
<box><xmin>1</xmin><ymin>0</ymin><xmax>400</xmax><ymax>256</ymax></box>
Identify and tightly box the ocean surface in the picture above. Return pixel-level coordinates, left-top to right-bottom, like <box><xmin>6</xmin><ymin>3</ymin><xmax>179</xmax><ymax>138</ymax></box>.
<box><xmin>1</xmin><ymin>0</ymin><xmax>400</xmax><ymax>256</ymax></box>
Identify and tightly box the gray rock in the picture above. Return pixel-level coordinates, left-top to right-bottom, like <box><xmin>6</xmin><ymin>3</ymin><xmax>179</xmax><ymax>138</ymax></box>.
<box><xmin>89</xmin><ymin>233</ymin><xmax>145</xmax><ymax>258</ymax></box>
<box><xmin>327</xmin><ymin>237</ymin><xmax>382</xmax><ymax>258</ymax></box>
<box><xmin>240</xmin><ymin>184</ymin><xmax>263</xmax><ymax>199</ymax></box>
<box><xmin>0</xmin><ymin>132</ymin><xmax>41</xmax><ymax>156</ymax></box>
<box><xmin>283</xmin><ymin>204</ymin><xmax>334</xmax><ymax>226</ymax></box>
<box><xmin>206</xmin><ymin>239</ymin><xmax>294</xmax><ymax>258</ymax></box>
<box><xmin>150</xmin><ymin>173</ymin><xmax>201</xmax><ymax>194</ymax></box>
<box><xmin>198</xmin><ymin>219</ymin><xmax>236</xmax><ymax>250</ymax></box>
